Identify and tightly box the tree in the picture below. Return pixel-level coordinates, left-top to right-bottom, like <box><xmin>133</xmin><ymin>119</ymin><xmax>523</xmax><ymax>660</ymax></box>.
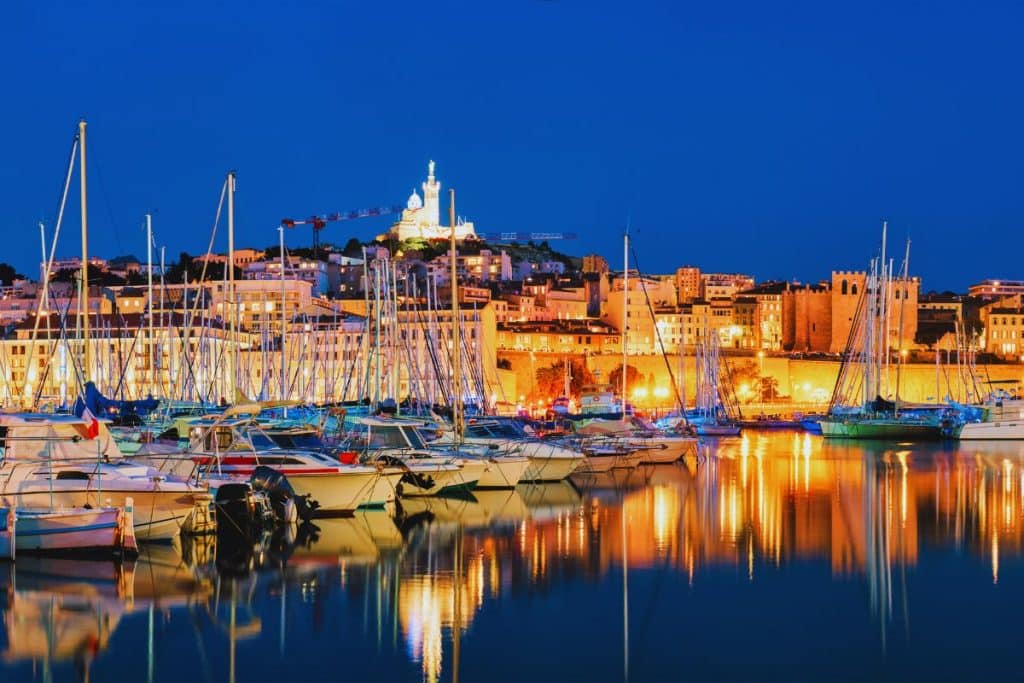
<box><xmin>759</xmin><ymin>376</ymin><xmax>781</xmax><ymax>401</ymax></box>
<box><xmin>164</xmin><ymin>252</ymin><xmax>194</xmax><ymax>283</ymax></box>
<box><xmin>342</xmin><ymin>237</ymin><xmax>364</xmax><ymax>258</ymax></box>
<box><xmin>532</xmin><ymin>359</ymin><xmax>595</xmax><ymax>401</ymax></box>
<box><xmin>607</xmin><ymin>364</ymin><xmax>641</xmax><ymax>392</ymax></box>
<box><xmin>0</xmin><ymin>263</ymin><xmax>24</xmax><ymax>285</ymax></box>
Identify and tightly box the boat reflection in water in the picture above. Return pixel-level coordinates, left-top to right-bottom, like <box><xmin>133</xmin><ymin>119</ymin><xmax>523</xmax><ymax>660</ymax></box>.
<box><xmin>0</xmin><ymin>542</ymin><xmax>212</xmax><ymax>682</ymax></box>
<box><xmin>4</xmin><ymin>433</ymin><xmax>1024</xmax><ymax>681</ymax></box>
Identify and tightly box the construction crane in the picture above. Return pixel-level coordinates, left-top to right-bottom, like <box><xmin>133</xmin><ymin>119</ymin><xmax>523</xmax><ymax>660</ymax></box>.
<box><xmin>473</xmin><ymin>231</ymin><xmax>578</xmax><ymax>242</ymax></box>
<box><xmin>281</xmin><ymin>205</ymin><xmax>405</xmax><ymax>257</ymax></box>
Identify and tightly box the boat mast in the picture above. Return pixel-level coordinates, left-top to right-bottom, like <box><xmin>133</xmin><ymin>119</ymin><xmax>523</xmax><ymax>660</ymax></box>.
<box><xmin>79</xmin><ymin>119</ymin><xmax>91</xmax><ymax>382</ymax></box>
<box><xmin>450</xmin><ymin>188</ymin><xmax>463</xmax><ymax>443</ymax></box>
<box><xmin>227</xmin><ymin>171</ymin><xmax>237</xmax><ymax>402</ymax></box>
<box><xmin>279</xmin><ymin>225</ymin><xmax>287</xmax><ymax>401</ymax></box>
<box><xmin>147</xmin><ymin>213</ymin><xmax>155</xmax><ymax>396</ymax></box>
<box><xmin>622</xmin><ymin>228</ymin><xmax>629</xmax><ymax>420</ymax></box>
<box><xmin>895</xmin><ymin>239</ymin><xmax>910</xmax><ymax>413</ymax></box>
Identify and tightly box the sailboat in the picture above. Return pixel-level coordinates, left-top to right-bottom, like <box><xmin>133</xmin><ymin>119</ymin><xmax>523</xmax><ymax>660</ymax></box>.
<box><xmin>0</xmin><ymin>122</ymin><xmax>212</xmax><ymax>541</ymax></box>
<box><xmin>689</xmin><ymin>330</ymin><xmax>742</xmax><ymax>436</ymax></box>
<box><xmin>820</xmin><ymin>225</ymin><xmax>955</xmax><ymax>439</ymax></box>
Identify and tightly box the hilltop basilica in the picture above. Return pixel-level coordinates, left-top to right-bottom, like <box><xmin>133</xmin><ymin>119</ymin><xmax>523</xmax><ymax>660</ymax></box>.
<box><xmin>384</xmin><ymin>161</ymin><xmax>477</xmax><ymax>242</ymax></box>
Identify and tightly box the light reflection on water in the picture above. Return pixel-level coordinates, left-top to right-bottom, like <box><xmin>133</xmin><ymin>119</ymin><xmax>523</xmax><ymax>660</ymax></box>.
<box><xmin>4</xmin><ymin>433</ymin><xmax>1024</xmax><ymax>682</ymax></box>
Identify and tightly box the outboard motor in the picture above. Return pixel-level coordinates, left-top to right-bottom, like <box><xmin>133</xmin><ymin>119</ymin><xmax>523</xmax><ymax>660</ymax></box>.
<box><xmin>250</xmin><ymin>466</ymin><xmax>319</xmax><ymax>522</ymax></box>
<box><xmin>214</xmin><ymin>482</ymin><xmax>268</xmax><ymax>538</ymax></box>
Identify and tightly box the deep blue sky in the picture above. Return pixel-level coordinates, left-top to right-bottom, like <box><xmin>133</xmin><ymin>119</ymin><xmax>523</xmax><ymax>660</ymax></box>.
<box><xmin>3</xmin><ymin>1</ymin><xmax>1022</xmax><ymax>291</ymax></box>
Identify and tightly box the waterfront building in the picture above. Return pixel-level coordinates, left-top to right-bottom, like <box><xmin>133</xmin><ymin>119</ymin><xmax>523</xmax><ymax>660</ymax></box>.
<box><xmin>968</xmin><ymin>279</ymin><xmax>1024</xmax><ymax>301</ymax></box>
<box><xmin>541</xmin><ymin>286</ymin><xmax>588</xmax><ymax>321</ymax></box>
<box><xmin>39</xmin><ymin>256</ymin><xmax>109</xmax><ymax>282</ymax></box>
<box><xmin>700</xmin><ymin>272</ymin><xmax>754</xmax><ymax>301</ymax></box>
<box><xmin>829</xmin><ymin>271</ymin><xmax>919</xmax><ymax>355</ymax></box>
<box><xmin>582</xmin><ymin>254</ymin><xmax>609</xmax><ymax>274</ymax></box>
<box><xmin>675</xmin><ymin>266</ymin><xmax>701</xmax><ymax>304</ymax></box>
<box><xmin>496</xmin><ymin>319</ymin><xmax>620</xmax><ymax>355</ymax></box>
<box><xmin>981</xmin><ymin>300</ymin><xmax>1024</xmax><ymax>359</ymax></box>
<box><xmin>731</xmin><ymin>297</ymin><xmax>757</xmax><ymax>350</ymax></box>
<box><xmin>785</xmin><ymin>282</ymin><xmax>832</xmax><ymax>352</ymax></box>
<box><xmin>193</xmin><ymin>247</ymin><xmax>264</xmax><ymax>269</ymax></box>
<box><xmin>0</xmin><ymin>296</ymin><xmax>501</xmax><ymax>409</ymax></box>
<box><xmin>602</xmin><ymin>271</ymin><xmax>676</xmax><ymax>354</ymax></box>
<box><xmin>739</xmin><ymin>281</ymin><xmax>788</xmax><ymax>351</ymax></box>
<box><xmin>244</xmin><ymin>257</ymin><xmax>332</xmax><ymax>296</ymax></box>
<box><xmin>425</xmin><ymin>248</ymin><xmax>512</xmax><ymax>285</ymax></box>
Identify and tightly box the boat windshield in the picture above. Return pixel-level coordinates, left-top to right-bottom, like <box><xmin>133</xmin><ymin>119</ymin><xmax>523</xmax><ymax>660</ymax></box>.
<box><xmin>403</xmin><ymin>427</ymin><xmax>427</xmax><ymax>449</ymax></box>
<box><xmin>467</xmin><ymin>421</ymin><xmax>525</xmax><ymax>439</ymax></box>
<box><xmin>367</xmin><ymin>426</ymin><xmax>412</xmax><ymax>450</ymax></box>
<box><xmin>247</xmin><ymin>430</ymin><xmax>279</xmax><ymax>451</ymax></box>
<box><xmin>270</xmin><ymin>432</ymin><xmax>325</xmax><ymax>450</ymax></box>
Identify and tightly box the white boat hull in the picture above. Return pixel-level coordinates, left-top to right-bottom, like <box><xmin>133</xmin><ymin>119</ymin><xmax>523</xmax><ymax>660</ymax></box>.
<box><xmin>14</xmin><ymin>508</ymin><xmax>121</xmax><ymax>553</ymax></box>
<box><xmin>518</xmin><ymin>442</ymin><xmax>584</xmax><ymax>482</ymax></box>
<box><xmin>475</xmin><ymin>455</ymin><xmax>531</xmax><ymax>488</ymax></box>
<box><xmin>284</xmin><ymin>470</ymin><xmax>402</xmax><ymax>515</ymax></box>
<box><xmin>958</xmin><ymin>421</ymin><xmax>1024</xmax><ymax>440</ymax></box>
<box><xmin>621</xmin><ymin>437</ymin><xmax>695</xmax><ymax>464</ymax></box>
<box><xmin>577</xmin><ymin>455</ymin><xmax>618</xmax><ymax>473</ymax></box>
<box><xmin>399</xmin><ymin>463</ymin><xmax>480</xmax><ymax>497</ymax></box>
<box><xmin>3</xmin><ymin>487</ymin><xmax>202</xmax><ymax>541</ymax></box>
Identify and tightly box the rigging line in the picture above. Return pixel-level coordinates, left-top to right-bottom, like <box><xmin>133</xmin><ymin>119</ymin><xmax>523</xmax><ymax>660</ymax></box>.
<box><xmin>629</xmin><ymin>245</ymin><xmax>685</xmax><ymax>415</ymax></box>
<box><xmin>33</xmin><ymin>287</ymin><xmax>81</xmax><ymax>405</ymax></box>
<box><xmin>183</xmin><ymin>180</ymin><xmax>228</xmax><ymax>343</ymax></box>
<box><xmin>24</xmin><ymin>134</ymin><xmax>79</xmax><ymax>398</ymax></box>
<box><xmin>829</xmin><ymin>285</ymin><xmax>869</xmax><ymax>412</ymax></box>
<box><xmin>89</xmin><ymin>139</ymin><xmax>129</xmax><ymax>258</ymax></box>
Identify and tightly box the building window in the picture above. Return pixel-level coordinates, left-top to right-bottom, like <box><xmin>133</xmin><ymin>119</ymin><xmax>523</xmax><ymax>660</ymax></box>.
<box><xmin>841</xmin><ymin>280</ymin><xmax>848</xmax><ymax>295</ymax></box>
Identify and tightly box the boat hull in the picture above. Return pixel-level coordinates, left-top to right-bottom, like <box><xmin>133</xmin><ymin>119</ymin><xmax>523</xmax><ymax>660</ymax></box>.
<box><xmin>14</xmin><ymin>508</ymin><xmax>121</xmax><ymax>553</ymax></box>
<box><xmin>696</xmin><ymin>424</ymin><xmax>742</xmax><ymax>437</ymax></box>
<box><xmin>577</xmin><ymin>454</ymin><xmax>618</xmax><ymax>473</ymax></box>
<box><xmin>3</xmin><ymin>487</ymin><xmax>203</xmax><ymax>541</ymax></box>
<box><xmin>627</xmin><ymin>438</ymin><xmax>695</xmax><ymax>464</ymax></box>
<box><xmin>398</xmin><ymin>464</ymin><xmax>479</xmax><ymax>497</ymax></box>
<box><xmin>820</xmin><ymin>419</ymin><xmax>943</xmax><ymax>440</ymax></box>
<box><xmin>474</xmin><ymin>456</ymin><xmax>531</xmax><ymax>489</ymax></box>
<box><xmin>958</xmin><ymin>421</ymin><xmax>1024</xmax><ymax>440</ymax></box>
<box><xmin>518</xmin><ymin>442</ymin><xmax>584</xmax><ymax>482</ymax></box>
<box><xmin>283</xmin><ymin>470</ymin><xmax>402</xmax><ymax>515</ymax></box>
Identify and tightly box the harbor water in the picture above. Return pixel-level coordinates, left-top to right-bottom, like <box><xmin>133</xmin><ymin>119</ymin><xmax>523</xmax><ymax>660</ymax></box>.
<box><xmin>4</xmin><ymin>432</ymin><xmax>1024</xmax><ymax>682</ymax></box>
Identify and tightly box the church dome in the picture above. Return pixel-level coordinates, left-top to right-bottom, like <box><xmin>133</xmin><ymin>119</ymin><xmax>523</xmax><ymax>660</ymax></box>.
<box><xmin>407</xmin><ymin>189</ymin><xmax>423</xmax><ymax>210</ymax></box>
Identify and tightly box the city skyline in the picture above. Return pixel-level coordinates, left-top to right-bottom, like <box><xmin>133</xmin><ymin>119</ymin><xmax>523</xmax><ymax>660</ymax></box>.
<box><xmin>4</xmin><ymin>2</ymin><xmax>1023</xmax><ymax>291</ymax></box>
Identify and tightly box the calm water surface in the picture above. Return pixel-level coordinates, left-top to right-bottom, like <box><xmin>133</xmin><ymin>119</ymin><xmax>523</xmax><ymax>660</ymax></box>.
<box><xmin>4</xmin><ymin>433</ymin><xmax>1024</xmax><ymax>682</ymax></box>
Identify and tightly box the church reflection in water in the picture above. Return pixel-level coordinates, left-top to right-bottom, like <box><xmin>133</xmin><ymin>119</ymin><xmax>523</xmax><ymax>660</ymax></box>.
<box><xmin>3</xmin><ymin>434</ymin><xmax>1024</xmax><ymax>682</ymax></box>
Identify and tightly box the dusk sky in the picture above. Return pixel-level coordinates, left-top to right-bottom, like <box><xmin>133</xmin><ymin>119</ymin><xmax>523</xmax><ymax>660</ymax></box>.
<box><xmin>3</xmin><ymin>1</ymin><xmax>1022</xmax><ymax>291</ymax></box>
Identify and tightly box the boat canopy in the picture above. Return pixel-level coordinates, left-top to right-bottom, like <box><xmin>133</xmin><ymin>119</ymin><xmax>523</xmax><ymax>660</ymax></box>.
<box><xmin>0</xmin><ymin>414</ymin><xmax>123</xmax><ymax>462</ymax></box>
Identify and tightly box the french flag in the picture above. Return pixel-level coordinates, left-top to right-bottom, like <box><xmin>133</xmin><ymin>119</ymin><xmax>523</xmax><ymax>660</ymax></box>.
<box><xmin>82</xmin><ymin>407</ymin><xmax>100</xmax><ymax>440</ymax></box>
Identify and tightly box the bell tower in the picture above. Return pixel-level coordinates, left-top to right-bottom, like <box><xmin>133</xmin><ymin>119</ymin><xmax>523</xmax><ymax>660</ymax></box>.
<box><xmin>421</xmin><ymin>160</ymin><xmax>441</xmax><ymax>228</ymax></box>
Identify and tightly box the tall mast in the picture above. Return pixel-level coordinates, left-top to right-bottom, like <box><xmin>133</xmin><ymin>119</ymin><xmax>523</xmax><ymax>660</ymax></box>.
<box><xmin>147</xmin><ymin>213</ymin><xmax>155</xmax><ymax>396</ymax></box>
<box><xmin>450</xmin><ymin>188</ymin><xmax>463</xmax><ymax>443</ymax></box>
<box><xmin>79</xmin><ymin>119</ymin><xmax>91</xmax><ymax>381</ymax></box>
<box><xmin>227</xmin><ymin>171</ymin><xmax>237</xmax><ymax>401</ymax></box>
<box><xmin>621</xmin><ymin>228</ymin><xmax>629</xmax><ymax>420</ymax></box>
<box><xmin>895</xmin><ymin>239</ymin><xmax>910</xmax><ymax>411</ymax></box>
<box><xmin>160</xmin><ymin>245</ymin><xmax>166</xmax><ymax>398</ymax></box>
<box><xmin>279</xmin><ymin>225</ymin><xmax>287</xmax><ymax>401</ymax></box>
